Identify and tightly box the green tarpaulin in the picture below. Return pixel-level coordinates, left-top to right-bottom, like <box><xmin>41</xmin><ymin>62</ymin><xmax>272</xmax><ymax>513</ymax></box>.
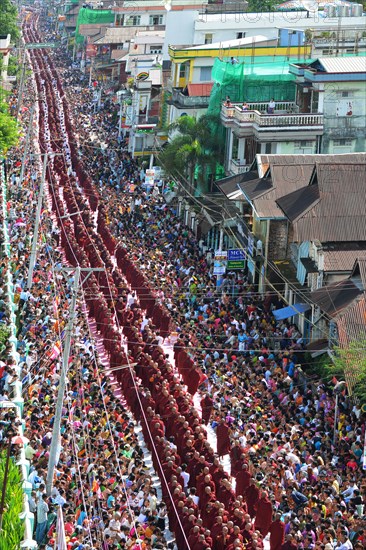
<box><xmin>75</xmin><ymin>7</ymin><xmax>114</xmax><ymax>44</ymax></box>
<box><xmin>208</xmin><ymin>57</ymin><xmax>301</xmax><ymax>115</ymax></box>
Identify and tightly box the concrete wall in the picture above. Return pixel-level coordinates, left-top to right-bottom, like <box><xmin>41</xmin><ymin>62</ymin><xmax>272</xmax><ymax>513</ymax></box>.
<box><xmin>193</xmin><ymin>12</ymin><xmax>366</xmax><ymax>46</ymax></box>
<box><xmin>163</xmin><ymin>10</ymin><xmax>199</xmax><ymax>60</ymax></box>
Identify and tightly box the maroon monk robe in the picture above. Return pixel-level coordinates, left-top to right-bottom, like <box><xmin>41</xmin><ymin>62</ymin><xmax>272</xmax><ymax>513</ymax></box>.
<box><xmin>235</xmin><ymin>467</ymin><xmax>251</xmax><ymax>497</ymax></box>
<box><xmin>254</xmin><ymin>495</ymin><xmax>273</xmax><ymax>536</ymax></box>
<box><xmin>269</xmin><ymin>519</ymin><xmax>285</xmax><ymax>550</ymax></box>
<box><xmin>216</xmin><ymin>421</ymin><xmax>231</xmax><ymax>457</ymax></box>
<box><xmin>200</xmin><ymin>395</ymin><xmax>213</xmax><ymax>424</ymax></box>
<box><xmin>246</xmin><ymin>483</ymin><xmax>260</xmax><ymax>518</ymax></box>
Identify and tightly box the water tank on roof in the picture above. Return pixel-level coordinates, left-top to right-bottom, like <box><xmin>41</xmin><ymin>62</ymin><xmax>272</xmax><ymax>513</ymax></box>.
<box><xmin>352</xmin><ymin>3</ymin><xmax>363</xmax><ymax>16</ymax></box>
<box><xmin>326</xmin><ymin>4</ymin><xmax>336</xmax><ymax>17</ymax></box>
<box><xmin>337</xmin><ymin>5</ymin><xmax>348</xmax><ymax>17</ymax></box>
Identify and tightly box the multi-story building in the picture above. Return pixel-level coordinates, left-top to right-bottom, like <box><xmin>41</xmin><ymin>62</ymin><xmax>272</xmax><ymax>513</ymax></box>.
<box><xmin>223</xmin><ymin>153</ymin><xmax>366</xmax><ymax>338</ymax></box>
<box><xmin>163</xmin><ymin>8</ymin><xmax>365</xmax><ymax>60</ymax></box>
<box><xmin>220</xmin><ymin>56</ymin><xmax>366</xmax><ymax>173</ymax></box>
<box><xmin>0</xmin><ymin>34</ymin><xmax>12</xmax><ymax>88</ymax></box>
<box><xmin>291</xmin><ymin>56</ymin><xmax>366</xmax><ymax>154</ymax></box>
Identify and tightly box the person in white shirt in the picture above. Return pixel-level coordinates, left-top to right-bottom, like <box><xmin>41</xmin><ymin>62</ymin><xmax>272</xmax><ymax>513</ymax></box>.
<box><xmin>180</xmin><ymin>464</ymin><xmax>190</xmax><ymax>493</ymax></box>
<box><xmin>335</xmin><ymin>531</ymin><xmax>353</xmax><ymax>549</ymax></box>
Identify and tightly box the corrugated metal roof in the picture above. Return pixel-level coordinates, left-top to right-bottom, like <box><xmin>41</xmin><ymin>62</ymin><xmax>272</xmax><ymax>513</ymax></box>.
<box><xmin>216</xmin><ymin>170</ymin><xmax>258</xmax><ymax>195</ymax></box>
<box><xmin>293</xmin><ymin>163</ymin><xmax>366</xmax><ymax>242</ymax></box>
<box><xmin>238</xmin><ymin>178</ymin><xmax>272</xmax><ymax>201</ymax></box>
<box><xmin>258</xmin><ymin>152</ymin><xmax>366</xmax><ymax>169</ymax></box>
<box><xmin>311</xmin><ymin>279</ymin><xmax>362</xmax><ymax>317</ymax></box>
<box><xmin>352</xmin><ymin>258</ymin><xmax>366</xmax><ymax>290</ymax></box>
<box><xmin>253</xmin><ymin>164</ymin><xmax>315</xmax><ymax>218</ymax></box>
<box><xmin>276</xmin><ymin>184</ymin><xmax>320</xmax><ymax>222</ymax></box>
<box><xmin>337</xmin><ymin>297</ymin><xmax>366</xmax><ymax>347</ymax></box>
<box><xmin>318</xmin><ymin>57</ymin><xmax>366</xmax><ymax>74</ymax></box>
<box><xmin>336</xmin><ymin>296</ymin><xmax>366</xmax><ymax>394</ymax></box>
<box><xmin>324</xmin><ymin>250</ymin><xmax>366</xmax><ymax>273</ymax></box>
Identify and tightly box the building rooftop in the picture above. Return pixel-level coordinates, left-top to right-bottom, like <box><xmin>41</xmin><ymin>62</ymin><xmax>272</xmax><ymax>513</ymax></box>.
<box><xmin>311</xmin><ymin>56</ymin><xmax>366</xmax><ymax>74</ymax></box>
<box><xmin>323</xmin><ymin>246</ymin><xmax>366</xmax><ymax>273</ymax></box>
<box><xmin>310</xmin><ymin>279</ymin><xmax>362</xmax><ymax>317</ymax></box>
<box><xmin>290</xmin><ymin>163</ymin><xmax>366</xmax><ymax>242</ymax></box>
<box><xmin>181</xmin><ymin>35</ymin><xmax>274</xmax><ymax>51</ymax></box>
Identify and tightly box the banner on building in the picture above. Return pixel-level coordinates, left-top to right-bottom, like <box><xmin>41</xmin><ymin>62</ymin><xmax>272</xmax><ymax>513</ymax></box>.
<box><xmin>227</xmin><ymin>249</ymin><xmax>245</xmax><ymax>270</ymax></box>
<box><xmin>213</xmin><ymin>250</ymin><xmax>227</xmax><ymax>275</ymax></box>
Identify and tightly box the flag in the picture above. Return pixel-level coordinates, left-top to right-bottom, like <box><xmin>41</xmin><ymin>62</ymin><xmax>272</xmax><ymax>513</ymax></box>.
<box><xmin>48</xmin><ymin>341</ymin><xmax>61</xmax><ymax>361</ymax></box>
<box><xmin>55</xmin><ymin>506</ymin><xmax>67</xmax><ymax>550</ymax></box>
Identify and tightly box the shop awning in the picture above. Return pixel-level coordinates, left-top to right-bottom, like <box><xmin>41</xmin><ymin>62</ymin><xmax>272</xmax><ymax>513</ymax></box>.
<box><xmin>273</xmin><ymin>303</ymin><xmax>311</xmax><ymax>321</ymax></box>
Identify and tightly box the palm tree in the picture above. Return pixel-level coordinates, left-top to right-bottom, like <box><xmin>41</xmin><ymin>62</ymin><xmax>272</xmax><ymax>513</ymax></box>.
<box><xmin>159</xmin><ymin>114</ymin><xmax>222</xmax><ymax>196</ymax></box>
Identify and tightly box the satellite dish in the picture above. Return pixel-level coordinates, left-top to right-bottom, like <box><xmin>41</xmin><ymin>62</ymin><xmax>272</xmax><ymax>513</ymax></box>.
<box><xmin>300</xmin><ymin>0</ymin><xmax>318</xmax><ymax>13</ymax></box>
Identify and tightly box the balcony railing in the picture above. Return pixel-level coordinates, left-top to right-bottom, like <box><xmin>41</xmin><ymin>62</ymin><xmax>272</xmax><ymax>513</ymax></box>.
<box><xmin>222</xmin><ymin>104</ymin><xmax>324</xmax><ymax>128</ymax></box>
<box><xmin>245</xmin><ymin>101</ymin><xmax>299</xmax><ymax>113</ymax></box>
<box><xmin>170</xmin><ymin>88</ymin><xmax>211</xmax><ymax>107</ymax></box>
<box><xmin>230</xmin><ymin>159</ymin><xmax>250</xmax><ymax>175</ymax></box>
<box><xmin>136</xmin><ymin>114</ymin><xmax>159</xmax><ymax>125</ymax></box>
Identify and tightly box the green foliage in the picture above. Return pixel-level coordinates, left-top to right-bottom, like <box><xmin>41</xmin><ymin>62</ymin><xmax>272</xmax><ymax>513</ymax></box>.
<box><xmin>0</xmin><ymin>55</ymin><xmax>19</xmax><ymax>77</ymax></box>
<box><xmin>159</xmin><ymin>114</ymin><xmax>223</xmax><ymax>195</ymax></box>
<box><xmin>304</xmin><ymin>352</ymin><xmax>332</xmax><ymax>381</ymax></box>
<box><xmin>0</xmin><ymin>0</ymin><xmax>20</xmax><ymax>41</ymax></box>
<box><xmin>247</xmin><ymin>0</ymin><xmax>277</xmax><ymax>11</ymax></box>
<box><xmin>0</xmin><ymin>450</ymin><xmax>25</xmax><ymax>549</ymax></box>
<box><xmin>326</xmin><ymin>339</ymin><xmax>366</xmax><ymax>404</ymax></box>
<box><xmin>0</xmin><ymin>99</ymin><xmax>19</xmax><ymax>154</ymax></box>
<box><xmin>304</xmin><ymin>29</ymin><xmax>313</xmax><ymax>43</ymax></box>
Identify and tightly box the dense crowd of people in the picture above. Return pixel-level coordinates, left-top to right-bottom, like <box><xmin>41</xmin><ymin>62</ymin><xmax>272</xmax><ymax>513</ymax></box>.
<box><xmin>1</xmin><ymin>9</ymin><xmax>365</xmax><ymax>550</ymax></box>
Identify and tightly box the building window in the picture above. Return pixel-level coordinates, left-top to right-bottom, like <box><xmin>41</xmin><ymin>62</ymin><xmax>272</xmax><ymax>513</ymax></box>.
<box><xmin>236</xmin><ymin>32</ymin><xmax>246</xmax><ymax>39</ymax></box>
<box><xmin>149</xmin><ymin>15</ymin><xmax>163</xmax><ymax>25</ymax></box>
<box><xmin>150</xmin><ymin>45</ymin><xmax>162</xmax><ymax>54</ymax></box>
<box><xmin>333</xmin><ymin>139</ymin><xmax>353</xmax><ymax>146</ymax></box>
<box><xmin>126</xmin><ymin>15</ymin><xmax>141</xmax><ymax>26</ymax></box>
<box><xmin>294</xmin><ymin>140</ymin><xmax>315</xmax><ymax>153</ymax></box>
<box><xmin>200</xmin><ymin>66</ymin><xmax>212</xmax><ymax>82</ymax></box>
<box><xmin>295</xmin><ymin>141</ymin><xmax>313</xmax><ymax>147</ymax></box>
<box><xmin>179</xmin><ymin>63</ymin><xmax>188</xmax><ymax>79</ymax></box>
<box><xmin>204</xmin><ymin>34</ymin><xmax>213</xmax><ymax>44</ymax></box>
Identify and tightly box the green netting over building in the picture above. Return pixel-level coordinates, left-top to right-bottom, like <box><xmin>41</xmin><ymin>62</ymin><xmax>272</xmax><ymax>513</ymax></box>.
<box><xmin>75</xmin><ymin>8</ymin><xmax>114</xmax><ymax>44</ymax></box>
<box><xmin>208</xmin><ymin>57</ymin><xmax>303</xmax><ymax>115</ymax></box>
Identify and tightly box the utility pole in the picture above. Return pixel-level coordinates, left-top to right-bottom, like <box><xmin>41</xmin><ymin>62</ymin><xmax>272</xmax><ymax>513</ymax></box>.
<box><xmin>19</xmin><ymin>106</ymin><xmax>35</xmax><ymax>184</ymax></box>
<box><xmin>46</xmin><ymin>266</ymin><xmax>80</xmax><ymax>496</ymax></box>
<box><xmin>118</xmin><ymin>94</ymin><xmax>123</xmax><ymax>140</ymax></box>
<box><xmin>46</xmin><ymin>267</ymin><xmax>104</xmax><ymax>495</ymax></box>
<box><xmin>16</xmin><ymin>46</ymin><xmax>28</xmax><ymax>120</ymax></box>
<box><xmin>27</xmin><ymin>153</ymin><xmax>47</xmax><ymax>289</ymax></box>
<box><xmin>333</xmin><ymin>380</ymin><xmax>346</xmax><ymax>447</ymax></box>
<box><xmin>89</xmin><ymin>56</ymin><xmax>94</xmax><ymax>88</ymax></box>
